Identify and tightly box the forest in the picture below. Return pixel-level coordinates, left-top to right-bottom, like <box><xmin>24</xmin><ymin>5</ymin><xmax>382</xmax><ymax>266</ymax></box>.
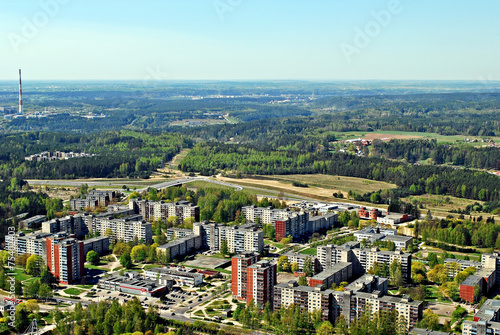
<box><xmin>0</xmin><ymin>131</ymin><xmax>192</xmax><ymax>179</ymax></box>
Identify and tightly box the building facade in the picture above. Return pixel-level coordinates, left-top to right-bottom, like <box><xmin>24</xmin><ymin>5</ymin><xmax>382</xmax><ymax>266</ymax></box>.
<box><xmin>46</xmin><ymin>234</ymin><xmax>85</xmax><ymax>284</ymax></box>
<box><xmin>247</xmin><ymin>260</ymin><xmax>277</xmax><ymax>308</ymax></box>
<box><xmin>232</xmin><ymin>253</ymin><xmax>260</xmax><ymax>302</ymax></box>
<box><xmin>129</xmin><ymin>199</ymin><xmax>200</xmax><ymax>222</ymax></box>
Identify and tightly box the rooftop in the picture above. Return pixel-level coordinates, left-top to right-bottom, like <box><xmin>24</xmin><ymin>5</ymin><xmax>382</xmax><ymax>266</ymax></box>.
<box><xmin>311</xmin><ymin>262</ymin><xmax>351</xmax><ymax>280</ymax></box>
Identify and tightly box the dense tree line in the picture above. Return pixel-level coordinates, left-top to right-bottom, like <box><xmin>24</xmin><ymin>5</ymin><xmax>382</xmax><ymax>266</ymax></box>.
<box><xmin>416</xmin><ymin>217</ymin><xmax>499</xmax><ymax>248</ymax></box>
<box><xmin>180</xmin><ymin>142</ymin><xmax>500</xmax><ymax>202</ymax></box>
<box><xmin>370</xmin><ymin>139</ymin><xmax>500</xmax><ymax>170</ymax></box>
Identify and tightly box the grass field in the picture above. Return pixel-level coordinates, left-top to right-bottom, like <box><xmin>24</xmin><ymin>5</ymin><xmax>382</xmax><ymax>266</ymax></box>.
<box><xmin>187</xmin><ymin>180</ymin><xmax>294</xmax><ymax>199</ymax></box>
<box><xmin>84</xmin><ymin>264</ymin><xmax>110</xmax><ymax>272</ymax></box>
<box><xmin>12</xmin><ymin>268</ymin><xmax>32</xmax><ymax>281</ymax></box>
<box><xmin>299</xmin><ymin>248</ymin><xmax>317</xmax><ymax>256</ymax></box>
<box><xmin>76</xmin><ymin>284</ymin><xmax>94</xmax><ymax>289</ymax></box>
<box><xmin>264</xmin><ymin>240</ymin><xmax>285</xmax><ymax>250</ymax></box>
<box><xmin>64</xmin><ymin>288</ymin><xmax>85</xmax><ymax>296</ymax></box>
<box><xmin>261</xmin><ymin>174</ymin><xmax>398</xmax><ymax>195</ymax></box>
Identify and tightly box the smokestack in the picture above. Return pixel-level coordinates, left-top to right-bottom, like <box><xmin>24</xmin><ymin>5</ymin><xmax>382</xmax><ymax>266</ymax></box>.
<box><xmin>18</xmin><ymin>69</ymin><xmax>23</xmax><ymax>115</ymax></box>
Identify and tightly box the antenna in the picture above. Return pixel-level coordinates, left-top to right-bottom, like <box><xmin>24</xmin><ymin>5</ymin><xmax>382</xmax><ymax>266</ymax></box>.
<box><xmin>18</xmin><ymin>69</ymin><xmax>23</xmax><ymax>115</ymax></box>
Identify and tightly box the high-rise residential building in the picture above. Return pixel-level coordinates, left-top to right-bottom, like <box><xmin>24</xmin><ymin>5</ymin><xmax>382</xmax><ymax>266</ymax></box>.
<box><xmin>46</xmin><ymin>234</ymin><xmax>85</xmax><ymax>284</ymax></box>
<box><xmin>232</xmin><ymin>253</ymin><xmax>260</xmax><ymax>302</ymax></box>
<box><xmin>129</xmin><ymin>199</ymin><xmax>200</xmax><ymax>222</ymax></box>
<box><xmin>247</xmin><ymin>260</ymin><xmax>277</xmax><ymax>308</ymax></box>
<box><xmin>283</xmin><ymin>252</ymin><xmax>320</xmax><ymax>273</ymax></box>
<box><xmin>274</xmin><ymin>281</ymin><xmax>340</xmax><ymax>323</ymax></box>
<box><xmin>193</xmin><ymin>221</ymin><xmax>263</xmax><ymax>254</ymax></box>
<box><xmin>42</xmin><ymin>214</ymin><xmax>85</xmax><ymax>238</ymax></box>
<box><xmin>317</xmin><ymin>242</ymin><xmax>412</xmax><ymax>283</ymax></box>
<box><xmin>6</xmin><ymin>231</ymin><xmax>52</xmax><ymax>262</ymax></box>
<box><xmin>242</xmin><ymin>205</ymin><xmax>337</xmax><ymax>242</ymax></box>
<box><xmin>86</xmin><ymin>214</ymin><xmax>152</xmax><ymax>243</ymax></box>
<box><xmin>274</xmin><ymin>276</ymin><xmax>422</xmax><ymax>330</ymax></box>
<box><xmin>83</xmin><ymin>236</ymin><xmax>110</xmax><ymax>256</ymax></box>
<box><xmin>156</xmin><ymin>235</ymin><xmax>202</xmax><ymax>260</ymax></box>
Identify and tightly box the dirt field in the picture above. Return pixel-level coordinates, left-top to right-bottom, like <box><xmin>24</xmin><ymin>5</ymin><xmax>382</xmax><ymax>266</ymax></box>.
<box><xmin>426</xmin><ymin>302</ymin><xmax>455</xmax><ymax>324</ymax></box>
<box><xmin>219</xmin><ymin>174</ymin><xmax>396</xmax><ymax>198</ymax></box>
<box><xmin>362</xmin><ymin>133</ymin><xmax>423</xmax><ymax>141</ymax></box>
<box><xmin>277</xmin><ymin>272</ymin><xmax>297</xmax><ymax>284</ymax></box>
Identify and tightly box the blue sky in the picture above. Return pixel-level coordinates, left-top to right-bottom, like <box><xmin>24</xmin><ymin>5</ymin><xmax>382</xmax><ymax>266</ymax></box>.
<box><xmin>0</xmin><ymin>0</ymin><xmax>499</xmax><ymax>80</ymax></box>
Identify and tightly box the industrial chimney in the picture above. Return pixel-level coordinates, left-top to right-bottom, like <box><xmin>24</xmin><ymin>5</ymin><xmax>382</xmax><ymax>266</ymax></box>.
<box><xmin>18</xmin><ymin>69</ymin><xmax>23</xmax><ymax>115</ymax></box>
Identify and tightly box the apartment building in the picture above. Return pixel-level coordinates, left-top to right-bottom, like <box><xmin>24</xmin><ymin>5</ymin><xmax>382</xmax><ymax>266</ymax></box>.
<box><xmin>232</xmin><ymin>253</ymin><xmax>260</xmax><ymax>302</ymax></box>
<box><xmin>309</xmin><ymin>262</ymin><xmax>353</xmax><ymax>288</ymax></box>
<box><xmin>444</xmin><ymin>258</ymin><xmax>482</xmax><ymax>277</ymax></box>
<box><xmin>88</xmin><ymin>214</ymin><xmax>152</xmax><ymax>243</ymax></box>
<box><xmin>42</xmin><ymin>214</ymin><xmax>86</xmax><ymax>238</ymax></box>
<box><xmin>354</xmin><ymin>227</ymin><xmax>413</xmax><ymax>249</ymax></box>
<box><xmin>463</xmin><ymin>299</ymin><xmax>500</xmax><ymax>335</ymax></box>
<box><xmin>274</xmin><ymin>281</ymin><xmax>340</xmax><ymax>323</ymax></box>
<box><xmin>6</xmin><ymin>231</ymin><xmax>53</xmax><ymax>261</ymax></box>
<box><xmin>459</xmin><ymin>268</ymin><xmax>496</xmax><ymax>303</ymax></box>
<box><xmin>156</xmin><ymin>235</ymin><xmax>202</xmax><ymax>260</ymax></box>
<box><xmin>283</xmin><ymin>252</ymin><xmax>320</xmax><ymax>273</ymax></box>
<box><xmin>166</xmin><ymin>228</ymin><xmax>193</xmax><ymax>241</ymax></box>
<box><xmin>345</xmin><ymin>291</ymin><xmax>423</xmax><ymax>330</ymax></box>
<box><xmin>129</xmin><ymin>199</ymin><xmax>200</xmax><ymax>222</ymax></box>
<box><xmin>70</xmin><ymin>190</ymin><xmax>115</xmax><ymax>210</ymax></box>
<box><xmin>46</xmin><ymin>234</ymin><xmax>85</xmax><ymax>284</ymax></box>
<box><xmin>193</xmin><ymin>221</ymin><xmax>263</xmax><ymax>254</ymax></box>
<box><xmin>83</xmin><ymin>236</ymin><xmax>110</xmax><ymax>256</ymax></box>
<box><xmin>482</xmin><ymin>252</ymin><xmax>500</xmax><ymax>285</ymax></box>
<box><xmin>247</xmin><ymin>260</ymin><xmax>277</xmax><ymax>308</ymax></box>
<box><xmin>274</xmin><ymin>275</ymin><xmax>421</xmax><ymax>329</ymax></box>
<box><xmin>317</xmin><ymin>242</ymin><xmax>412</xmax><ymax>283</ymax></box>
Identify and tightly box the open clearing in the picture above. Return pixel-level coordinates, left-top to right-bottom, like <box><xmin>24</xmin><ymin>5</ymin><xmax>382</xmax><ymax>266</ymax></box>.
<box><xmin>246</xmin><ymin>174</ymin><xmax>397</xmax><ymax>195</ymax></box>
<box><xmin>401</xmin><ymin>194</ymin><xmax>495</xmax><ymax>219</ymax></box>
<box><xmin>334</xmin><ymin>131</ymin><xmax>500</xmax><ymax>145</ymax></box>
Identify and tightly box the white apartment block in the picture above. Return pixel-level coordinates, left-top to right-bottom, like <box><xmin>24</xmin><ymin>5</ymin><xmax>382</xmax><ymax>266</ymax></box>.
<box><xmin>129</xmin><ymin>199</ymin><xmax>199</xmax><ymax>222</ymax></box>
<box><xmin>193</xmin><ymin>221</ymin><xmax>263</xmax><ymax>254</ymax></box>
<box><xmin>317</xmin><ymin>242</ymin><xmax>412</xmax><ymax>283</ymax></box>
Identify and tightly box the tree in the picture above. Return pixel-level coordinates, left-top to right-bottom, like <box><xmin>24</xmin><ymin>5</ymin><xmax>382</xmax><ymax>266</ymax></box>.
<box><xmin>291</xmin><ymin>262</ymin><xmax>299</xmax><ymax>273</ymax></box>
<box><xmin>120</xmin><ymin>252</ymin><xmax>133</xmax><ymax>269</ymax></box>
<box><xmin>220</xmin><ymin>239</ymin><xmax>229</xmax><ymax>256</ymax></box>
<box><xmin>25</xmin><ymin>299</ymin><xmax>39</xmax><ymax>313</ymax></box>
<box><xmin>167</xmin><ymin>216</ymin><xmax>180</xmax><ymax>228</ymax></box>
<box><xmin>131</xmin><ymin>245</ymin><xmax>148</xmax><ymax>262</ymax></box>
<box><xmin>26</xmin><ymin>254</ymin><xmax>43</xmax><ymax>276</ymax></box>
<box><xmin>417</xmin><ymin>309</ymin><xmax>440</xmax><ymax>331</ymax></box>
<box><xmin>14</xmin><ymin>305</ymin><xmax>30</xmax><ymax>333</ymax></box>
<box><xmin>298</xmin><ymin>275</ymin><xmax>308</xmax><ymax>286</ymax></box>
<box><xmin>104</xmin><ymin>228</ymin><xmax>115</xmax><ymax>239</ymax></box>
<box><xmin>316</xmin><ymin>321</ymin><xmax>335</xmax><ymax>335</ymax></box>
<box><xmin>39</xmin><ymin>284</ymin><xmax>53</xmax><ymax>301</ymax></box>
<box><xmin>14</xmin><ymin>278</ymin><xmax>23</xmax><ymax>297</ymax></box>
<box><xmin>389</xmin><ymin>259</ymin><xmax>404</xmax><ymax>287</ymax></box>
<box><xmin>277</xmin><ymin>255</ymin><xmax>289</xmax><ymax>272</ymax></box>
<box><xmin>25</xmin><ymin>279</ymin><xmax>41</xmax><ymax>298</ymax></box>
<box><xmin>303</xmin><ymin>256</ymin><xmax>314</xmax><ymax>277</ymax></box>
<box><xmin>86</xmin><ymin>250</ymin><xmax>100</xmax><ymax>265</ymax></box>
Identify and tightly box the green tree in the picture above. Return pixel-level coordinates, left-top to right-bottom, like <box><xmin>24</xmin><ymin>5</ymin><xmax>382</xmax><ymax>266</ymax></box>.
<box><xmin>316</xmin><ymin>321</ymin><xmax>335</xmax><ymax>335</ymax></box>
<box><xmin>131</xmin><ymin>245</ymin><xmax>148</xmax><ymax>262</ymax></box>
<box><xmin>303</xmin><ymin>256</ymin><xmax>314</xmax><ymax>277</ymax></box>
<box><xmin>291</xmin><ymin>262</ymin><xmax>299</xmax><ymax>273</ymax></box>
<box><xmin>39</xmin><ymin>283</ymin><xmax>53</xmax><ymax>301</ymax></box>
<box><xmin>298</xmin><ymin>275</ymin><xmax>308</xmax><ymax>286</ymax></box>
<box><xmin>86</xmin><ymin>250</ymin><xmax>100</xmax><ymax>265</ymax></box>
<box><xmin>417</xmin><ymin>309</ymin><xmax>440</xmax><ymax>331</ymax></box>
<box><xmin>14</xmin><ymin>305</ymin><xmax>30</xmax><ymax>333</ymax></box>
<box><xmin>26</xmin><ymin>254</ymin><xmax>43</xmax><ymax>276</ymax></box>
<box><xmin>120</xmin><ymin>252</ymin><xmax>133</xmax><ymax>269</ymax></box>
<box><xmin>220</xmin><ymin>239</ymin><xmax>229</xmax><ymax>256</ymax></box>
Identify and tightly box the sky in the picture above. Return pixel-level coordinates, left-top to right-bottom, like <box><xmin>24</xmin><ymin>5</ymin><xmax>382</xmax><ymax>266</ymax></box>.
<box><xmin>0</xmin><ymin>0</ymin><xmax>499</xmax><ymax>81</ymax></box>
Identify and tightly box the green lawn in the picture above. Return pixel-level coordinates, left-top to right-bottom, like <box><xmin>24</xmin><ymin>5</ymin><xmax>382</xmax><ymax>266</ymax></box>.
<box><xmin>76</xmin><ymin>284</ymin><xmax>94</xmax><ymax>289</ymax></box>
<box><xmin>85</xmin><ymin>264</ymin><xmax>110</xmax><ymax>272</ymax></box>
<box><xmin>299</xmin><ymin>248</ymin><xmax>317</xmax><ymax>256</ymax></box>
<box><xmin>12</xmin><ymin>268</ymin><xmax>32</xmax><ymax>281</ymax></box>
<box><xmin>264</xmin><ymin>240</ymin><xmax>284</xmax><ymax>249</ymax></box>
<box><xmin>64</xmin><ymin>288</ymin><xmax>85</xmax><ymax>296</ymax></box>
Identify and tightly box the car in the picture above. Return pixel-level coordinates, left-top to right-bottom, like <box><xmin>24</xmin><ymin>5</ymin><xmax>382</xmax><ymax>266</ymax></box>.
<box><xmin>171</xmin><ymin>312</ymin><xmax>175</xmax><ymax>316</ymax></box>
<box><xmin>107</xmin><ymin>291</ymin><xmax>111</xmax><ymax>294</ymax></box>
<box><xmin>198</xmin><ymin>298</ymin><xmax>202</xmax><ymax>301</ymax></box>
